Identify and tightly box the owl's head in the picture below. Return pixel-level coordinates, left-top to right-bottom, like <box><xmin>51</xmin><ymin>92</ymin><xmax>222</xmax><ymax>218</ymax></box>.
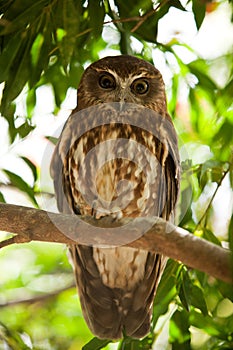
<box><xmin>76</xmin><ymin>55</ymin><xmax>167</xmax><ymax>114</ymax></box>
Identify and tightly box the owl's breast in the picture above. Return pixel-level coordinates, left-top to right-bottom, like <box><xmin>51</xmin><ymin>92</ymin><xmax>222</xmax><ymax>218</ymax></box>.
<box><xmin>66</xmin><ymin>123</ymin><xmax>166</xmax><ymax>218</ymax></box>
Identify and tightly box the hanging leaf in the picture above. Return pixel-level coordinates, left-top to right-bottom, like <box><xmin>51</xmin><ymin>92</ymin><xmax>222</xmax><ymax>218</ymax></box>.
<box><xmin>118</xmin><ymin>333</ymin><xmax>155</xmax><ymax>349</ymax></box>
<box><xmin>0</xmin><ymin>191</ymin><xmax>6</xmax><ymax>203</ymax></box>
<box><xmin>88</xmin><ymin>0</ymin><xmax>105</xmax><ymax>38</ymax></box>
<box><xmin>0</xmin><ymin>0</ymin><xmax>49</xmax><ymax>35</ymax></box>
<box><xmin>228</xmin><ymin>214</ymin><xmax>233</xmax><ymax>278</ymax></box>
<box><xmin>0</xmin><ymin>322</ymin><xmax>31</xmax><ymax>350</ymax></box>
<box><xmin>3</xmin><ymin>169</ymin><xmax>38</xmax><ymax>207</ymax></box>
<box><xmin>58</xmin><ymin>0</ymin><xmax>79</xmax><ymax>70</ymax></box>
<box><xmin>202</xmin><ymin>228</ymin><xmax>222</xmax><ymax>246</ymax></box>
<box><xmin>153</xmin><ymin>260</ymin><xmax>181</xmax><ymax>326</ymax></box>
<box><xmin>0</xmin><ymin>32</ymin><xmax>35</xmax><ymax>115</ymax></box>
<box><xmin>29</xmin><ymin>12</ymin><xmax>53</xmax><ymax>88</ymax></box>
<box><xmin>188</xmin><ymin>60</ymin><xmax>217</xmax><ymax>94</ymax></box>
<box><xmin>45</xmin><ymin>136</ymin><xmax>58</xmax><ymax>145</ymax></box>
<box><xmin>26</xmin><ymin>88</ymin><xmax>37</xmax><ymax>118</ymax></box>
<box><xmin>189</xmin><ymin>309</ymin><xmax>226</xmax><ymax>337</ymax></box>
<box><xmin>114</xmin><ymin>0</ymin><xmax>149</xmax><ymax>18</ymax></box>
<box><xmin>168</xmin><ymin>73</ymin><xmax>179</xmax><ymax>116</ymax></box>
<box><xmin>134</xmin><ymin>0</ymin><xmax>186</xmax><ymax>42</ymax></box>
<box><xmin>0</xmin><ymin>32</ymin><xmax>22</xmax><ymax>82</ymax></box>
<box><xmin>43</xmin><ymin>59</ymin><xmax>69</xmax><ymax>108</ymax></box>
<box><xmin>169</xmin><ymin>309</ymin><xmax>191</xmax><ymax>349</ymax></box>
<box><xmin>190</xmin><ymin>285</ymin><xmax>208</xmax><ymax>316</ymax></box>
<box><xmin>178</xmin><ymin>268</ymin><xmax>192</xmax><ymax>311</ymax></box>
<box><xmin>192</xmin><ymin>0</ymin><xmax>206</xmax><ymax>29</ymax></box>
<box><xmin>68</xmin><ymin>58</ymin><xmax>85</xmax><ymax>88</ymax></box>
<box><xmin>16</xmin><ymin>120</ymin><xmax>35</xmax><ymax>138</ymax></box>
<box><xmin>21</xmin><ymin>156</ymin><xmax>38</xmax><ymax>183</ymax></box>
<box><xmin>82</xmin><ymin>337</ymin><xmax>111</xmax><ymax>350</ymax></box>
<box><xmin>177</xmin><ymin>267</ymin><xmax>208</xmax><ymax>315</ymax></box>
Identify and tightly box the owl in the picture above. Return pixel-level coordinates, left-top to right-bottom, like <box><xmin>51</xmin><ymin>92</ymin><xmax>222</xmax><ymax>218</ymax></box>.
<box><xmin>50</xmin><ymin>55</ymin><xmax>180</xmax><ymax>339</ymax></box>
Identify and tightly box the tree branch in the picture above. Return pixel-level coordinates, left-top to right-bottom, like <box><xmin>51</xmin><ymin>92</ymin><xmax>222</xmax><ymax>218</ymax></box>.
<box><xmin>0</xmin><ymin>203</ymin><xmax>232</xmax><ymax>284</ymax></box>
<box><xmin>0</xmin><ymin>282</ymin><xmax>75</xmax><ymax>308</ymax></box>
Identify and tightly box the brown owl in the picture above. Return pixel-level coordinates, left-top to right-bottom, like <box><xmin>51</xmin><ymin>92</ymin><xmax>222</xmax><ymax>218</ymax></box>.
<box><xmin>50</xmin><ymin>55</ymin><xmax>180</xmax><ymax>339</ymax></box>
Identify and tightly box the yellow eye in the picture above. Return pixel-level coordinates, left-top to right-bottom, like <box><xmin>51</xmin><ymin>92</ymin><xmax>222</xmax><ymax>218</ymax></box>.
<box><xmin>131</xmin><ymin>79</ymin><xmax>149</xmax><ymax>94</ymax></box>
<box><xmin>99</xmin><ymin>74</ymin><xmax>116</xmax><ymax>89</ymax></box>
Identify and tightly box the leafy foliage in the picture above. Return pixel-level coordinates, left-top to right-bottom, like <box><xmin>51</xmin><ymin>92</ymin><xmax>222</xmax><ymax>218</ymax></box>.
<box><xmin>0</xmin><ymin>0</ymin><xmax>233</xmax><ymax>349</ymax></box>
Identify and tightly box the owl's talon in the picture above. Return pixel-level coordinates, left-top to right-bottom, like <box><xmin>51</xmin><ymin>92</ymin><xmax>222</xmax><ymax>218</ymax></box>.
<box><xmin>91</xmin><ymin>201</ymin><xmax>110</xmax><ymax>219</ymax></box>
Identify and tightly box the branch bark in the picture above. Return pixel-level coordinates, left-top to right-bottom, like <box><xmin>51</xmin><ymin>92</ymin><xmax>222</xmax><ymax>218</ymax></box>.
<box><xmin>0</xmin><ymin>203</ymin><xmax>232</xmax><ymax>284</ymax></box>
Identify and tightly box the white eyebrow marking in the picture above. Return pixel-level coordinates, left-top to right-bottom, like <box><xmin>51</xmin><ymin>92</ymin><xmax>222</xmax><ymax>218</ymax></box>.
<box><xmin>105</xmin><ymin>69</ymin><xmax>147</xmax><ymax>81</ymax></box>
<box><xmin>98</xmin><ymin>69</ymin><xmax>150</xmax><ymax>89</ymax></box>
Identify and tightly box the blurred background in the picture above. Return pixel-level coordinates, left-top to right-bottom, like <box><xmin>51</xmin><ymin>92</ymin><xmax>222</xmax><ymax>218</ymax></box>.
<box><xmin>0</xmin><ymin>1</ymin><xmax>233</xmax><ymax>349</ymax></box>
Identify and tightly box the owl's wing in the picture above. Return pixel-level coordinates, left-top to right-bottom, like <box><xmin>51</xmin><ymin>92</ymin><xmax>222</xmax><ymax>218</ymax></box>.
<box><xmin>50</xmin><ymin>115</ymin><xmax>81</xmax><ymax>215</ymax></box>
<box><xmin>161</xmin><ymin>114</ymin><xmax>180</xmax><ymax>220</ymax></box>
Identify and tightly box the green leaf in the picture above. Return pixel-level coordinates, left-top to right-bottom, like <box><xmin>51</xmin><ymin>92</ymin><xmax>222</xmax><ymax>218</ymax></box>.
<box><xmin>68</xmin><ymin>58</ymin><xmax>85</xmax><ymax>88</ymax></box>
<box><xmin>169</xmin><ymin>0</ymin><xmax>186</xmax><ymax>11</ymax></box>
<box><xmin>1</xmin><ymin>34</ymin><xmax>34</xmax><ymax>113</ymax></box>
<box><xmin>134</xmin><ymin>0</ymin><xmax>186</xmax><ymax>43</ymax></box>
<box><xmin>188</xmin><ymin>60</ymin><xmax>217</xmax><ymax>93</ymax></box>
<box><xmin>213</xmin><ymin>121</ymin><xmax>233</xmax><ymax>151</ymax></box>
<box><xmin>169</xmin><ymin>309</ymin><xmax>191</xmax><ymax>349</ymax></box>
<box><xmin>88</xmin><ymin>0</ymin><xmax>105</xmax><ymax>38</ymax></box>
<box><xmin>192</xmin><ymin>0</ymin><xmax>206</xmax><ymax>30</ymax></box>
<box><xmin>82</xmin><ymin>337</ymin><xmax>111</xmax><ymax>350</ymax></box>
<box><xmin>43</xmin><ymin>60</ymin><xmax>69</xmax><ymax>108</ymax></box>
<box><xmin>177</xmin><ymin>268</ymin><xmax>208</xmax><ymax>315</ymax></box>
<box><xmin>26</xmin><ymin>88</ymin><xmax>36</xmax><ymax>118</ymax></box>
<box><xmin>197</xmin><ymin>160</ymin><xmax>226</xmax><ymax>191</ymax></box>
<box><xmin>0</xmin><ymin>322</ymin><xmax>31</xmax><ymax>350</ymax></box>
<box><xmin>168</xmin><ymin>73</ymin><xmax>179</xmax><ymax>115</ymax></box>
<box><xmin>1</xmin><ymin>102</ymin><xmax>17</xmax><ymax>141</ymax></box>
<box><xmin>114</xmin><ymin>0</ymin><xmax>149</xmax><ymax>18</ymax></box>
<box><xmin>118</xmin><ymin>334</ymin><xmax>155</xmax><ymax>349</ymax></box>
<box><xmin>178</xmin><ymin>267</ymin><xmax>192</xmax><ymax>311</ymax></box>
<box><xmin>229</xmin><ymin>215</ymin><xmax>233</xmax><ymax>275</ymax></box>
<box><xmin>16</xmin><ymin>120</ymin><xmax>35</xmax><ymax>138</ymax></box>
<box><xmin>0</xmin><ymin>32</ymin><xmax>22</xmax><ymax>82</ymax></box>
<box><xmin>189</xmin><ymin>309</ymin><xmax>227</xmax><ymax>338</ymax></box>
<box><xmin>58</xmin><ymin>0</ymin><xmax>79</xmax><ymax>70</ymax></box>
<box><xmin>133</xmin><ymin>10</ymin><xmax>158</xmax><ymax>43</ymax></box>
<box><xmin>178</xmin><ymin>174</ymin><xmax>194</xmax><ymax>229</ymax></box>
<box><xmin>46</xmin><ymin>136</ymin><xmax>58</xmax><ymax>145</ymax></box>
<box><xmin>29</xmin><ymin>13</ymin><xmax>53</xmax><ymax>88</ymax></box>
<box><xmin>202</xmin><ymin>228</ymin><xmax>222</xmax><ymax>246</ymax></box>
<box><xmin>153</xmin><ymin>260</ymin><xmax>180</xmax><ymax>326</ymax></box>
<box><xmin>21</xmin><ymin>156</ymin><xmax>38</xmax><ymax>183</ymax></box>
<box><xmin>3</xmin><ymin>169</ymin><xmax>38</xmax><ymax>207</ymax></box>
<box><xmin>190</xmin><ymin>285</ymin><xmax>208</xmax><ymax>316</ymax></box>
<box><xmin>0</xmin><ymin>0</ymin><xmax>48</xmax><ymax>35</ymax></box>
<box><xmin>0</xmin><ymin>191</ymin><xmax>6</xmax><ymax>203</ymax></box>
<box><xmin>218</xmin><ymin>280</ymin><xmax>233</xmax><ymax>302</ymax></box>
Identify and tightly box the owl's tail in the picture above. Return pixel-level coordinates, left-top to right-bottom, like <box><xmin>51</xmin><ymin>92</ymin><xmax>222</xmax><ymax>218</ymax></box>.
<box><xmin>69</xmin><ymin>244</ymin><xmax>165</xmax><ymax>339</ymax></box>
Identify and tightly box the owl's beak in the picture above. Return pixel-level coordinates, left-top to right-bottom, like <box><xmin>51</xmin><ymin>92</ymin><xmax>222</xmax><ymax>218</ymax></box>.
<box><xmin>119</xmin><ymin>100</ymin><xmax>126</xmax><ymax>112</ymax></box>
<box><xmin>117</xmin><ymin>90</ymin><xmax>128</xmax><ymax>111</ymax></box>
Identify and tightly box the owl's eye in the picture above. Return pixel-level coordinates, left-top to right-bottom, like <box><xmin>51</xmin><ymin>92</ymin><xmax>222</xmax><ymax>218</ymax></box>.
<box><xmin>99</xmin><ymin>74</ymin><xmax>116</xmax><ymax>89</ymax></box>
<box><xmin>131</xmin><ymin>79</ymin><xmax>149</xmax><ymax>95</ymax></box>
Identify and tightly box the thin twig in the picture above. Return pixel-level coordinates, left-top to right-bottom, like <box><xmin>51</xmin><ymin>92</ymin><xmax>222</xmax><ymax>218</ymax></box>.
<box><xmin>49</xmin><ymin>3</ymin><xmax>170</xmax><ymax>58</ymax></box>
<box><xmin>0</xmin><ymin>282</ymin><xmax>75</xmax><ymax>308</ymax></box>
<box><xmin>195</xmin><ymin>168</ymin><xmax>229</xmax><ymax>229</ymax></box>
<box><xmin>131</xmin><ymin>1</ymin><xmax>167</xmax><ymax>33</ymax></box>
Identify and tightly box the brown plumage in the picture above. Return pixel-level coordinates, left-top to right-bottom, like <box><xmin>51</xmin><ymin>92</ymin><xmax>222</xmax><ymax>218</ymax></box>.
<box><xmin>50</xmin><ymin>55</ymin><xmax>180</xmax><ymax>339</ymax></box>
